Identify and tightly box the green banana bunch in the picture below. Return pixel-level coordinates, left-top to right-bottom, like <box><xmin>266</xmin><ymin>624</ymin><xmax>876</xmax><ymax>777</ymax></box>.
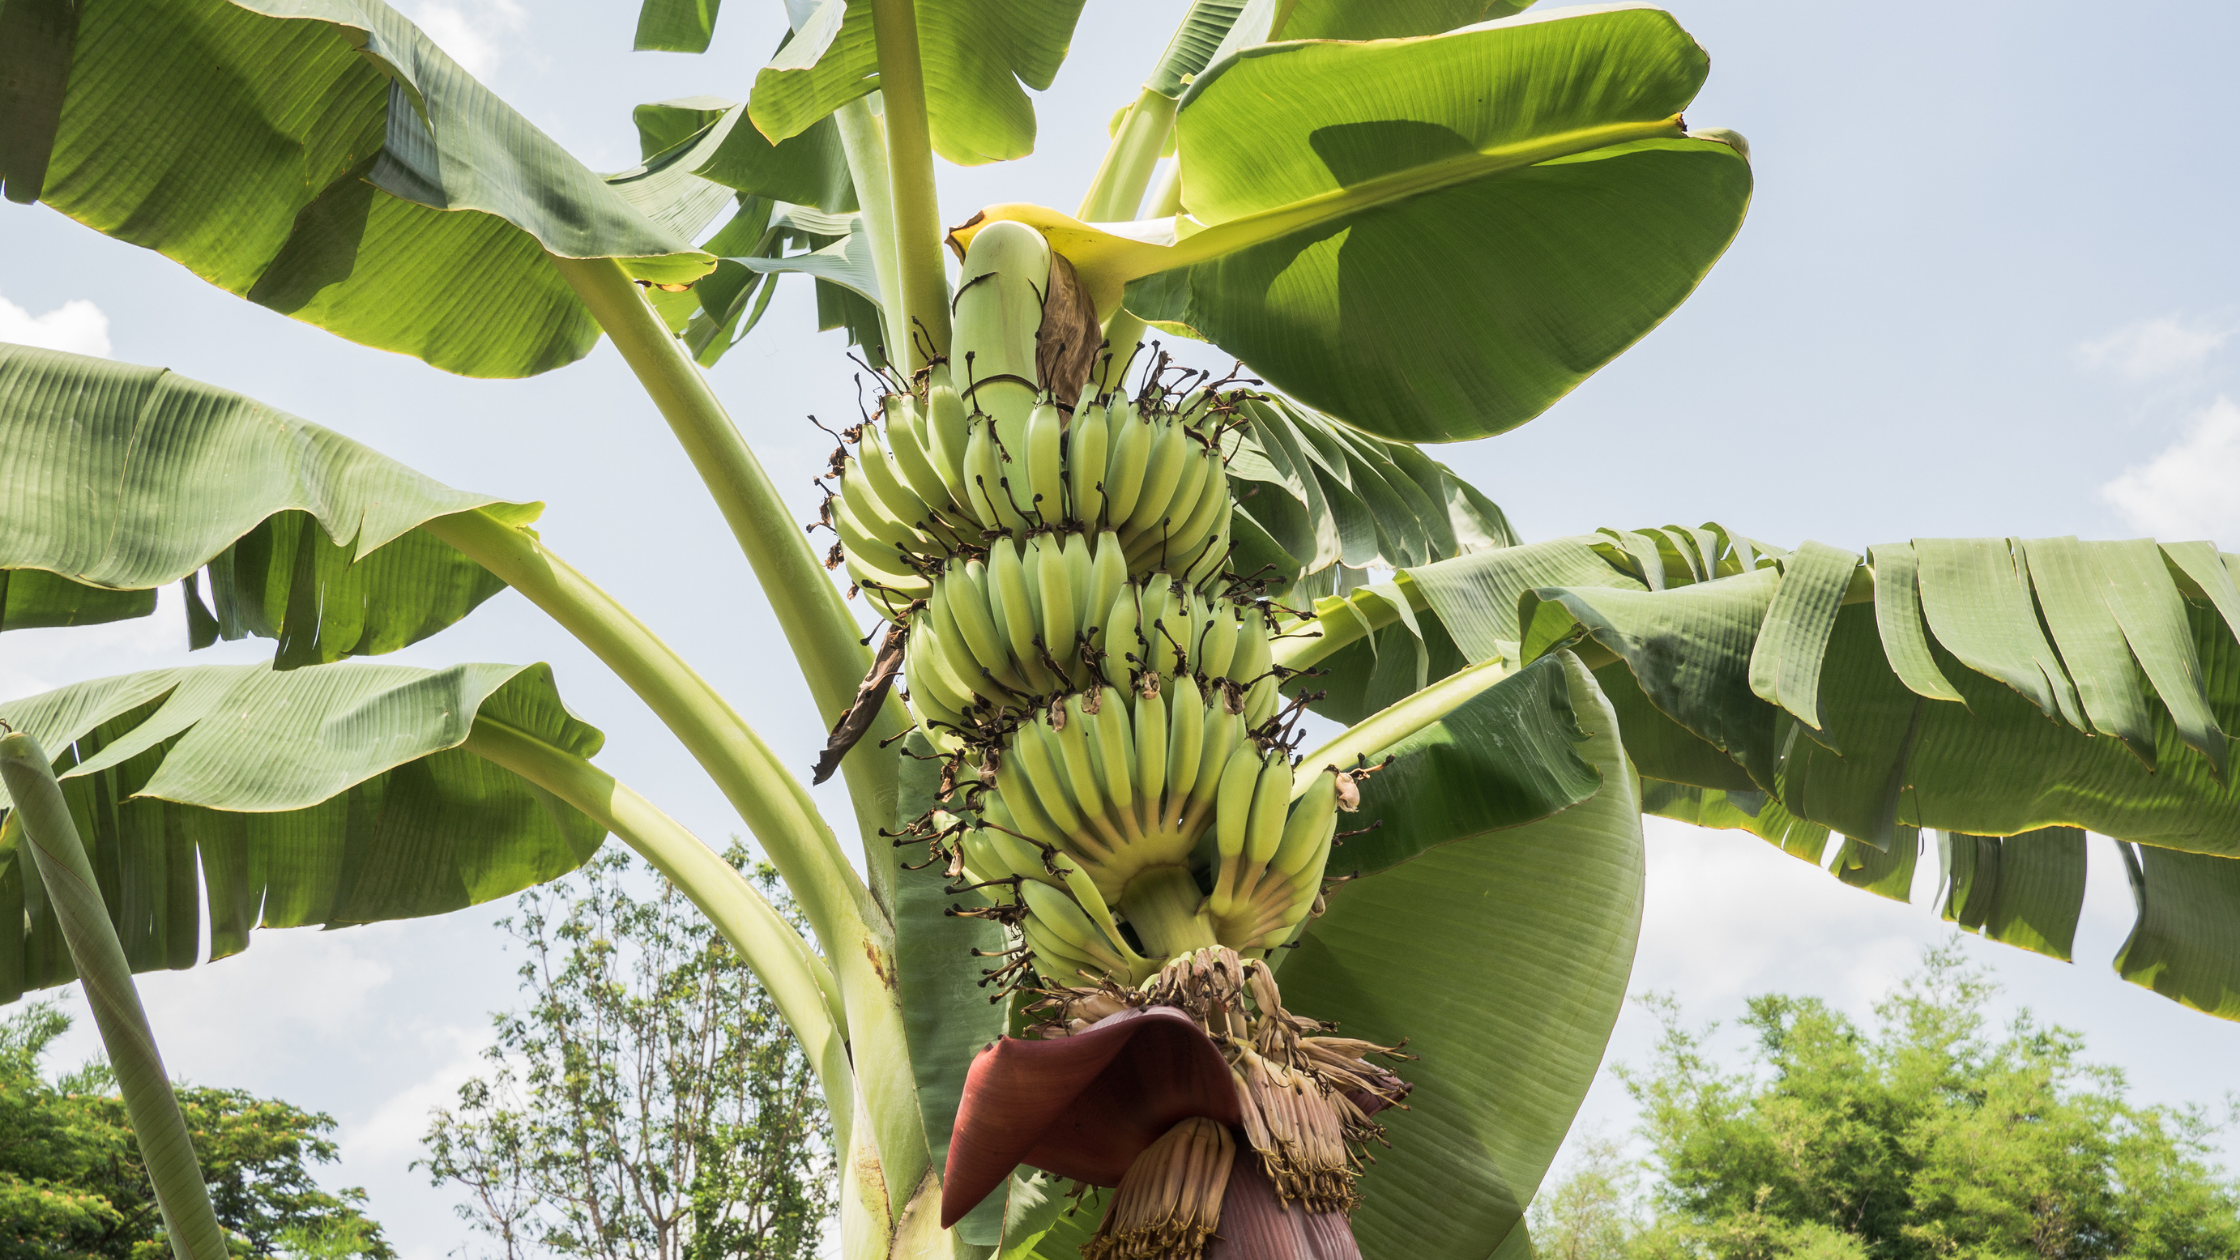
<box><xmin>903</xmin><ymin>530</ymin><xmax>1282</xmax><ymax>736</ymax></box>
<box><xmin>825</xmin><ymin>220</ymin><xmax>1236</xmax><ymax>619</ymax></box>
<box><xmin>944</xmin><ymin>677</ymin><xmax>1332</xmax><ymax>984</ymax></box>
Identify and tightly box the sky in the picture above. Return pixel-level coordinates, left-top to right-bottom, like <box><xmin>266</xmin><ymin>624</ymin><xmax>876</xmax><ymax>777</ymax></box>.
<box><xmin>5</xmin><ymin>0</ymin><xmax>2240</xmax><ymax>1255</ymax></box>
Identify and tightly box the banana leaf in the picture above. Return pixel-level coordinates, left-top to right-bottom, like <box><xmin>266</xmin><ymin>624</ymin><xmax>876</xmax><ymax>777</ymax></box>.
<box><xmin>1227</xmin><ymin>393</ymin><xmax>1518</xmax><ymax>591</ymax></box>
<box><xmin>0</xmin><ymin>661</ymin><xmax>606</xmax><ymax>1004</ymax></box>
<box><xmin>0</xmin><ymin>344</ymin><xmax>527</xmax><ymax>665</ymax></box>
<box><xmin>1278</xmin><ymin>653</ymin><xmax>1642</xmax><ymax>1259</ymax></box>
<box><xmin>957</xmin><ymin>6</ymin><xmax>1750</xmax><ymax>444</ymax></box>
<box><xmin>1</xmin><ymin>0</ymin><xmax>711</xmax><ymax>377</ymax></box>
<box><xmin>1511</xmin><ymin>533</ymin><xmax>2240</xmax><ymax>1019</ymax></box>
<box><xmin>750</xmin><ymin>0</ymin><xmax>1088</xmax><ymax>166</ymax></box>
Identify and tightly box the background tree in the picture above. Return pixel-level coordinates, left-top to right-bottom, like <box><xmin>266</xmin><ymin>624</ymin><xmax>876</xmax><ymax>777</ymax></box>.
<box><xmin>1527</xmin><ymin>1129</ymin><xmax>1640</xmax><ymax>1260</ymax></box>
<box><xmin>0</xmin><ymin>1002</ymin><xmax>390</xmax><ymax>1260</ymax></box>
<box><xmin>418</xmin><ymin>845</ymin><xmax>831</xmax><ymax>1260</ymax></box>
<box><xmin>1606</xmin><ymin>944</ymin><xmax>2240</xmax><ymax>1260</ymax></box>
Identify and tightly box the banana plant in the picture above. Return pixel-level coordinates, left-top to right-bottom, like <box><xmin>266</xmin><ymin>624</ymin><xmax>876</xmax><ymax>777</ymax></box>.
<box><xmin>1</xmin><ymin>2</ymin><xmax>2235</xmax><ymax>1259</ymax></box>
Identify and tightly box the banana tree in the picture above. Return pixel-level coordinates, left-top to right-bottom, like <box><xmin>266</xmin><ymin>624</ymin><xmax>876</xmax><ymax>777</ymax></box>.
<box><xmin>1</xmin><ymin>1</ymin><xmax>2235</xmax><ymax>1258</ymax></box>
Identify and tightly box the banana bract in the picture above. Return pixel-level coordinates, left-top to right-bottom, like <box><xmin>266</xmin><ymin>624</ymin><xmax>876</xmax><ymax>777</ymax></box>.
<box><xmin>826</xmin><ymin>220</ymin><xmax>1395</xmax><ymax>1256</ymax></box>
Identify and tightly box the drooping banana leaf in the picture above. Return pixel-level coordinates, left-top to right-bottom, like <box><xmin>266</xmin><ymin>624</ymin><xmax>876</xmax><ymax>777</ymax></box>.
<box><xmin>633</xmin><ymin>0</ymin><xmax>723</xmax><ymax>53</ymax></box>
<box><xmin>1278</xmin><ymin>652</ymin><xmax>1642</xmax><ymax>1260</ymax></box>
<box><xmin>632</xmin><ymin>95</ymin><xmax>858</xmax><ymax>213</ymax></box>
<box><xmin>954</xmin><ymin>6</ymin><xmax>1751</xmax><ymax>444</ymax></box>
<box><xmin>1510</xmin><ymin>532</ymin><xmax>2240</xmax><ymax>1019</ymax></box>
<box><xmin>1</xmin><ymin>0</ymin><xmax>712</xmax><ymax>377</ymax></box>
<box><xmin>0</xmin><ymin>661</ymin><xmax>606</xmax><ymax>1004</ymax></box>
<box><xmin>1226</xmin><ymin>393</ymin><xmax>1518</xmax><ymax>592</ymax></box>
<box><xmin>750</xmin><ymin>0</ymin><xmax>1089</xmax><ymax>166</ymax></box>
<box><xmin>0</xmin><ymin>344</ymin><xmax>528</xmax><ymax>665</ymax></box>
<box><xmin>1280</xmin><ymin>0</ymin><xmax>1534</xmax><ymax>40</ymax></box>
<box><xmin>2116</xmin><ymin>842</ymin><xmax>2240</xmax><ymax>1019</ymax></box>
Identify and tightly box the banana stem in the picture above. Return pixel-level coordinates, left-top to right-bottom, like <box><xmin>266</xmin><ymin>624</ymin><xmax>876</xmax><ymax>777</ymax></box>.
<box><xmin>460</xmin><ymin>718</ymin><xmax>857</xmax><ymax>1157</ymax></box>
<box><xmin>0</xmin><ymin>735</ymin><xmax>229</xmax><ymax>1260</ymax></box>
<box><xmin>1272</xmin><ymin>574</ymin><xmax>1428</xmax><ymax>673</ymax></box>
<box><xmin>1293</xmin><ymin>655</ymin><xmax>1511</xmax><ymax>800</ymax></box>
<box><xmin>423</xmin><ymin>507</ymin><xmax>931</xmax><ymax>1220</ymax></box>
<box><xmin>868</xmin><ymin>0</ymin><xmax>951</xmax><ymax>368</ymax></box>
<box><xmin>1120</xmin><ymin>865</ymin><xmax>1219</xmax><ymax>957</ymax></box>
<box><xmin>1077</xmin><ymin>88</ymin><xmax>1178</xmax><ymax>223</ymax></box>
<box><xmin>549</xmin><ymin>255</ymin><xmax>910</xmax><ymax>908</ymax></box>
<box><xmin>1091</xmin><ymin>156</ymin><xmax>1183</xmax><ymax>394</ymax></box>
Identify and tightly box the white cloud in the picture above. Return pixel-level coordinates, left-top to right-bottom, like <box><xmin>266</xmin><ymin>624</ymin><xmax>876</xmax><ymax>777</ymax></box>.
<box><xmin>2078</xmin><ymin>313</ymin><xmax>2232</xmax><ymax>382</ymax></box>
<box><xmin>2100</xmin><ymin>395</ymin><xmax>2240</xmax><ymax>542</ymax></box>
<box><xmin>0</xmin><ymin>291</ymin><xmax>110</xmax><ymax>356</ymax></box>
<box><xmin>404</xmin><ymin>0</ymin><xmax>525</xmax><ymax>79</ymax></box>
<box><xmin>343</xmin><ymin>1024</ymin><xmax>496</xmax><ymax>1165</ymax></box>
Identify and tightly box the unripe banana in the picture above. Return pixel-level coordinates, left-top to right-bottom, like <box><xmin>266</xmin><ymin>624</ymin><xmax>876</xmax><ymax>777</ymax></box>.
<box><xmin>1034</xmin><ymin>534</ymin><xmax>1079</xmax><ymax>665</ymax></box>
<box><xmin>1053</xmin><ymin>697</ymin><xmax>1123</xmax><ymax>854</ymax></box>
<box><xmin>926</xmin><ymin>591</ymin><xmax>999</xmax><ymax>714</ymax></box>
<box><xmin>992</xmin><ymin>761</ymin><xmax>1072</xmax><ymax>853</ymax></box>
<box><xmin>1024</xmin><ymin>399</ymin><xmax>1066</xmax><ymax>525</ymax></box>
<box><xmin>1245</xmin><ymin>753</ymin><xmax>1293</xmax><ymax>867</ymax></box>
<box><xmin>884</xmin><ymin>395</ymin><xmax>959</xmax><ymax>521</ymax></box>
<box><xmin>922</xmin><ymin>365</ymin><xmax>974</xmax><ymax>508</ymax></box>
<box><xmin>962</xmin><ymin>417</ymin><xmax>1008</xmax><ymax>530</ymax></box>
<box><xmin>903</xmin><ymin>644</ymin><xmax>970</xmax><ymax>735</ymax></box>
<box><xmin>1085</xmin><ymin>687</ymin><xmax>1138</xmax><ymax>838</ymax></box>
<box><xmin>1181</xmin><ymin>494</ymin><xmax>1234</xmax><ymax>590</ymax></box>
<box><xmin>1012</xmin><ymin>721</ymin><xmax>1097</xmax><ymax>855</ymax></box>
<box><xmin>1160</xmin><ymin>449</ymin><xmax>1229</xmax><ymax>571</ymax></box>
<box><xmin>1101</xmin><ymin>587</ymin><xmax>1140</xmax><ymax>689</ymax></box>
<box><xmin>1245</xmin><ymin>675</ymin><xmax>1280</xmax><ymax>729</ymax></box>
<box><xmin>1069</xmin><ymin>403</ymin><xmax>1110</xmax><ymax>528</ymax></box>
<box><xmin>1189</xmin><ymin>704</ymin><xmax>1244</xmax><ymax>823</ymax></box>
<box><xmin>1272</xmin><ymin>770</ymin><xmax>1339</xmax><ymax>878</ymax></box>
<box><xmin>1102</xmin><ymin>399</ymin><xmax>1151</xmax><ymax>526</ymax></box>
<box><xmin>958</xmin><ymin>823</ymin><xmax>1009</xmax><ymax>888</ymax></box>
<box><xmin>854</xmin><ymin>425</ymin><xmax>933</xmax><ymax>537</ymax></box>
<box><xmin>988</xmin><ymin>539</ymin><xmax>1044</xmax><ymax>678</ymax></box>
<box><xmin>1214</xmin><ymin>743</ymin><xmax>1265</xmax><ymax>862</ymax></box>
<box><xmin>976</xmin><ymin>799</ymin><xmax>1062</xmax><ymax>889</ymax></box>
<box><xmin>1022</xmin><ymin>914</ymin><xmax>1108</xmax><ymax>982</ymax></box>
<box><xmin>1163</xmin><ymin>675</ymin><xmax>1207</xmax><ymax>821</ymax></box>
<box><xmin>939</xmin><ymin>565</ymin><xmax>1026</xmax><ymax>695</ymax></box>
<box><xmin>1084</xmin><ymin>531</ymin><xmax>1128</xmax><ymax>645</ymax></box>
<box><xmin>840</xmin><ymin>464</ymin><xmax>924</xmax><ymax>552</ymax></box>
<box><xmin>1131</xmin><ymin>438</ymin><xmax>1212</xmax><ymax>566</ymax></box>
<box><xmin>1021</xmin><ymin>880</ymin><xmax>1106</xmax><ymax>959</ymax></box>
<box><xmin>909</xmin><ymin>613</ymin><xmax>982</xmax><ymax>720</ymax></box>
<box><xmin>1124</xmin><ymin>416</ymin><xmax>1188</xmax><ymax>539</ymax></box>
<box><xmin>1198</xmin><ymin>601</ymin><xmax>1240</xmax><ymax>680</ymax></box>
<box><xmin>1133</xmin><ymin>683</ymin><xmax>1169</xmax><ymax>830</ymax></box>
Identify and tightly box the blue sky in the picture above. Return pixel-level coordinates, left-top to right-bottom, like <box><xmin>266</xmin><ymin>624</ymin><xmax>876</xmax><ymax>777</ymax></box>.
<box><xmin>4</xmin><ymin>1</ymin><xmax>2239</xmax><ymax>1255</ymax></box>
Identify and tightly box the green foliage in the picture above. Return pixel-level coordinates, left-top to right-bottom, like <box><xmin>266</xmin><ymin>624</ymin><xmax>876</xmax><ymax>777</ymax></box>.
<box><xmin>1615</xmin><ymin>945</ymin><xmax>2240</xmax><ymax>1259</ymax></box>
<box><xmin>0</xmin><ymin>1002</ymin><xmax>390</xmax><ymax>1260</ymax></box>
<box><xmin>417</xmin><ymin>847</ymin><xmax>833</xmax><ymax>1260</ymax></box>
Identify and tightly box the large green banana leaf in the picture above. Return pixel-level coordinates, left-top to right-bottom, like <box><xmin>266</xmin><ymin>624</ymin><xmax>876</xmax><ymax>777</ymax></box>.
<box><xmin>0</xmin><ymin>661</ymin><xmax>606</xmax><ymax>1004</ymax></box>
<box><xmin>1281</xmin><ymin>0</ymin><xmax>1534</xmax><ymax>40</ymax></box>
<box><xmin>962</xmin><ymin>6</ymin><xmax>1750</xmax><ymax>445</ymax></box>
<box><xmin>1279</xmin><ymin>652</ymin><xmax>1642</xmax><ymax>1259</ymax></box>
<box><xmin>0</xmin><ymin>344</ymin><xmax>527</xmax><ymax>665</ymax></box>
<box><xmin>633</xmin><ymin>96</ymin><xmax>858</xmax><ymax>213</ymax></box>
<box><xmin>1</xmin><ymin>0</ymin><xmax>711</xmax><ymax>377</ymax></box>
<box><xmin>1505</xmin><ymin>532</ymin><xmax>2240</xmax><ymax>1019</ymax></box>
<box><xmin>749</xmin><ymin>0</ymin><xmax>1088</xmax><ymax>166</ymax></box>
